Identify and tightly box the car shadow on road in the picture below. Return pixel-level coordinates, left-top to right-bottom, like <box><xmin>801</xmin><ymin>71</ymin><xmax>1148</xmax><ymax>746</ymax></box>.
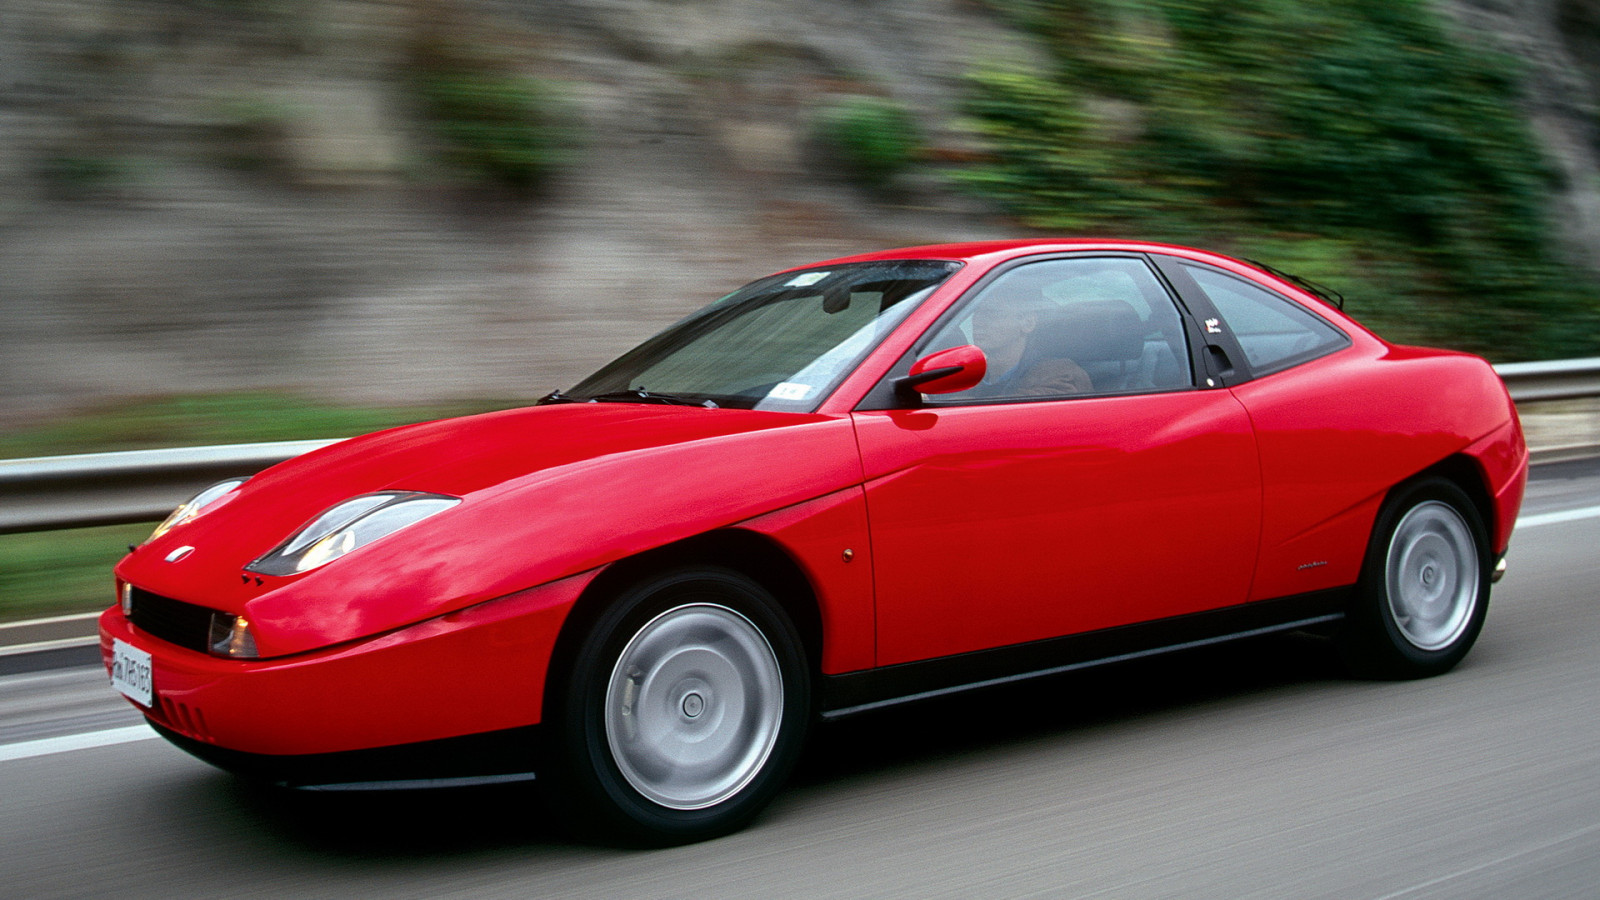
<box><xmin>794</xmin><ymin>630</ymin><xmax>1350</xmax><ymax>786</ymax></box>
<box><xmin>217</xmin><ymin>776</ymin><xmax>578</xmax><ymax>855</ymax></box>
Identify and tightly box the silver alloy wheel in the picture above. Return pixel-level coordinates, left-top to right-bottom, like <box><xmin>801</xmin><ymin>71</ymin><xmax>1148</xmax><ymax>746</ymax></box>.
<box><xmin>1385</xmin><ymin>500</ymin><xmax>1480</xmax><ymax>651</ymax></box>
<box><xmin>604</xmin><ymin>602</ymin><xmax>784</xmax><ymax>810</ymax></box>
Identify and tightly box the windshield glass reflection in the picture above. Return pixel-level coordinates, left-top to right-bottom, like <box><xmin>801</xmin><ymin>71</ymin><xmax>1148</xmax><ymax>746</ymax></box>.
<box><xmin>564</xmin><ymin>260</ymin><xmax>961</xmax><ymax>411</ymax></box>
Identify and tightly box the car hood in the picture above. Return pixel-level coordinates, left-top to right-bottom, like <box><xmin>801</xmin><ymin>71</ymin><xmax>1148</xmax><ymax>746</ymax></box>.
<box><xmin>117</xmin><ymin>403</ymin><xmax>863</xmax><ymax>655</ymax></box>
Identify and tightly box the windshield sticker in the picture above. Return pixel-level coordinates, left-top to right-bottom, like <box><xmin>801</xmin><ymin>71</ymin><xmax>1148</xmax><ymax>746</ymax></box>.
<box><xmin>784</xmin><ymin>271</ymin><xmax>830</xmax><ymax>288</ymax></box>
<box><xmin>768</xmin><ymin>382</ymin><xmax>814</xmax><ymax>401</ymax></box>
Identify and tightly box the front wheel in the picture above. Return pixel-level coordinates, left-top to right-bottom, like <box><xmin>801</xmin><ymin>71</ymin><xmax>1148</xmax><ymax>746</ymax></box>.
<box><xmin>1339</xmin><ymin>477</ymin><xmax>1491</xmax><ymax>679</ymax></box>
<box><xmin>544</xmin><ymin>567</ymin><xmax>810</xmax><ymax>845</ymax></box>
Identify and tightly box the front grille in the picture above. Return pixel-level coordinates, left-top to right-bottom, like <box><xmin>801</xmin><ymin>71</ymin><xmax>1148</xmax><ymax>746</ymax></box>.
<box><xmin>127</xmin><ymin>587</ymin><xmax>215</xmax><ymax>653</ymax></box>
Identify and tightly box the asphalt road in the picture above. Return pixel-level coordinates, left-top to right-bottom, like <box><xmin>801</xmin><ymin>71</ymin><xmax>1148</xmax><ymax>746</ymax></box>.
<box><xmin>4</xmin><ymin>459</ymin><xmax>1600</xmax><ymax>899</ymax></box>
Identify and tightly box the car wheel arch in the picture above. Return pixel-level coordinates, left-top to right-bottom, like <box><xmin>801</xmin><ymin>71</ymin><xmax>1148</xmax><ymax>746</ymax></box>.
<box><xmin>1400</xmin><ymin>454</ymin><xmax>1498</xmax><ymax>551</ymax></box>
<box><xmin>542</xmin><ymin>530</ymin><xmax>825</xmax><ymax>719</ymax></box>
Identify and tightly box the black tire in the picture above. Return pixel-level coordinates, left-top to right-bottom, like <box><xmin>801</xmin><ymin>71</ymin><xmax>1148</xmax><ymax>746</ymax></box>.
<box><xmin>543</xmin><ymin>567</ymin><xmax>810</xmax><ymax>845</ymax></box>
<box><xmin>1339</xmin><ymin>477</ymin><xmax>1491</xmax><ymax>679</ymax></box>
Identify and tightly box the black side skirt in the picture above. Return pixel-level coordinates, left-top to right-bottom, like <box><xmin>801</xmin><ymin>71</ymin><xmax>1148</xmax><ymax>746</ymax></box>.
<box><xmin>818</xmin><ymin>589</ymin><xmax>1350</xmax><ymax>719</ymax></box>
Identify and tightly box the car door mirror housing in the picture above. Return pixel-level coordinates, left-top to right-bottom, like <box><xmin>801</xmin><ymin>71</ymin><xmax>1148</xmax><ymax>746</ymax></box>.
<box><xmin>897</xmin><ymin>345</ymin><xmax>988</xmax><ymax>396</ymax></box>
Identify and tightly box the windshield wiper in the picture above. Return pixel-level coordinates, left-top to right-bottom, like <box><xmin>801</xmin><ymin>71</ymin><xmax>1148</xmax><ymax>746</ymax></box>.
<box><xmin>587</xmin><ymin>388</ymin><xmax>719</xmax><ymax>409</ymax></box>
<box><xmin>536</xmin><ymin>389</ymin><xmax>585</xmax><ymax>405</ymax></box>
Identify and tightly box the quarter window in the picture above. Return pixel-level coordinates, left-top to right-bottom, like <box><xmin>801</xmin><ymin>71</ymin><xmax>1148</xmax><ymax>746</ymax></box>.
<box><xmin>1180</xmin><ymin>264</ymin><xmax>1349</xmax><ymax>375</ymax></box>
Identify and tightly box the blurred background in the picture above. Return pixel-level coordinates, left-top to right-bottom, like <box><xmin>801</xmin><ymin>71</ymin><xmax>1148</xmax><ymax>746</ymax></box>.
<box><xmin>6</xmin><ymin>0</ymin><xmax>1600</xmax><ymax>433</ymax></box>
<box><xmin>4</xmin><ymin>0</ymin><xmax>1600</xmax><ymax>615</ymax></box>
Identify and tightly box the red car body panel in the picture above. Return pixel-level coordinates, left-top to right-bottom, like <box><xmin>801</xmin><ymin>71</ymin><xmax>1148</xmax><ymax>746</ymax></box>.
<box><xmin>736</xmin><ymin>487</ymin><xmax>877</xmax><ymax>673</ymax></box>
<box><xmin>1475</xmin><ymin>418</ymin><xmax>1529</xmax><ymax>552</ymax></box>
<box><xmin>853</xmin><ymin>390</ymin><xmax>1260</xmax><ymax>665</ymax></box>
<box><xmin>101</xmin><ymin>572</ymin><xmax>590</xmax><ymax>757</ymax></box>
<box><xmin>117</xmin><ymin>405</ymin><xmax>864</xmax><ymax>658</ymax></box>
<box><xmin>100</xmin><ymin>488</ymin><xmax>880</xmax><ymax>760</ymax></box>
<box><xmin>99</xmin><ymin>239</ymin><xmax>1529</xmax><ymax>775</ymax></box>
<box><xmin>1228</xmin><ymin>341</ymin><xmax>1525</xmax><ymax>601</ymax></box>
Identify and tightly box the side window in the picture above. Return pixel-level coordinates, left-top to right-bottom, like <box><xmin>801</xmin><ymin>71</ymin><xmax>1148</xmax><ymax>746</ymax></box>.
<box><xmin>923</xmin><ymin>257</ymin><xmax>1192</xmax><ymax>401</ymax></box>
<box><xmin>1180</xmin><ymin>264</ymin><xmax>1349</xmax><ymax>375</ymax></box>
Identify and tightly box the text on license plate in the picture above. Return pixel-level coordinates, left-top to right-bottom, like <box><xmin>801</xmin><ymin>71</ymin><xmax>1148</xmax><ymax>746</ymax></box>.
<box><xmin>111</xmin><ymin>639</ymin><xmax>153</xmax><ymax>708</ymax></box>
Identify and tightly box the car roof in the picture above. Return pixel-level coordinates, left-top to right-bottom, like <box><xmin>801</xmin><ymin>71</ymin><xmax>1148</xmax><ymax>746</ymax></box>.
<box><xmin>798</xmin><ymin>239</ymin><xmax>1359</xmax><ymax>321</ymax></box>
<box><xmin>801</xmin><ymin>239</ymin><xmax>1218</xmax><ymax>268</ymax></box>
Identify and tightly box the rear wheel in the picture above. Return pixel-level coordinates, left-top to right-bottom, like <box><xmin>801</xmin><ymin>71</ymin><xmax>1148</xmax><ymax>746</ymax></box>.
<box><xmin>1339</xmin><ymin>478</ymin><xmax>1491</xmax><ymax>679</ymax></box>
<box><xmin>544</xmin><ymin>567</ymin><xmax>810</xmax><ymax>845</ymax></box>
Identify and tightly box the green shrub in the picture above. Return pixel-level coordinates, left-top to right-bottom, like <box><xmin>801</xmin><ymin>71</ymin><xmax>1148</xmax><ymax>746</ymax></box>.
<box><xmin>960</xmin><ymin>0</ymin><xmax>1600</xmax><ymax>359</ymax></box>
<box><xmin>403</xmin><ymin>7</ymin><xmax>580</xmax><ymax>195</ymax></box>
<box><xmin>414</xmin><ymin>71</ymin><xmax>577</xmax><ymax>192</ymax></box>
<box><xmin>814</xmin><ymin>95</ymin><xmax>923</xmax><ymax>188</ymax></box>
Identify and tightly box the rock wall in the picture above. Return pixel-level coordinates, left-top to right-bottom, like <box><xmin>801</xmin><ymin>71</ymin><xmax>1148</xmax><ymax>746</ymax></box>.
<box><xmin>0</xmin><ymin>0</ymin><xmax>1027</xmax><ymax>424</ymax></box>
<box><xmin>1444</xmin><ymin>0</ymin><xmax>1600</xmax><ymax>274</ymax></box>
<box><xmin>1</xmin><ymin>0</ymin><xmax>1596</xmax><ymax>426</ymax></box>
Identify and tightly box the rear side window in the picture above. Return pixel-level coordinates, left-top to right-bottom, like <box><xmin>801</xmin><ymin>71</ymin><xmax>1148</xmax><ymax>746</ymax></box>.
<box><xmin>1181</xmin><ymin>264</ymin><xmax>1349</xmax><ymax>375</ymax></box>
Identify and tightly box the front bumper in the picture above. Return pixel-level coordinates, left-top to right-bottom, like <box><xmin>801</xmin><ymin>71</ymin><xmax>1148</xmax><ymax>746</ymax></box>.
<box><xmin>99</xmin><ymin>572</ymin><xmax>592</xmax><ymax>769</ymax></box>
<box><xmin>152</xmin><ymin>719</ymin><xmax>544</xmax><ymax>789</ymax></box>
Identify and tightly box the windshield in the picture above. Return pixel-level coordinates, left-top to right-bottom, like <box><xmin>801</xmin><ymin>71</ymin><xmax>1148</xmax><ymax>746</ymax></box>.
<box><xmin>562</xmin><ymin>260</ymin><xmax>961</xmax><ymax>411</ymax></box>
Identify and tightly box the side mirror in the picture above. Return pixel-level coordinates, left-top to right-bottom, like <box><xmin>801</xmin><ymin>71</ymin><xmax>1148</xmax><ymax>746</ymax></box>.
<box><xmin>896</xmin><ymin>345</ymin><xmax>987</xmax><ymax>397</ymax></box>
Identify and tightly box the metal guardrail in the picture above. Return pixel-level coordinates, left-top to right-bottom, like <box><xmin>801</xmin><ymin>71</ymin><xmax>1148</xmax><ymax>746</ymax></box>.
<box><xmin>1</xmin><ymin>359</ymin><xmax>1598</xmax><ymax>536</ymax></box>
<box><xmin>0</xmin><ymin>440</ymin><xmax>337</xmax><ymax>535</ymax></box>
<box><xmin>1494</xmin><ymin>357</ymin><xmax>1600</xmax><ymax>402</ymax></box>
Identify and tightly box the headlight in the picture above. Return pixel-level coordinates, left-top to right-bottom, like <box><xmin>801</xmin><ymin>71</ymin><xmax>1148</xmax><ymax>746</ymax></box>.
<box><xmin>246</xmin><ymin>492</ymin><xmax>460</xmax><ymax>576</ymax></box>
<box><xmin>148</xmin><ymin>479</ymin><xmax>247</xmax><ymax>543</ymax></box>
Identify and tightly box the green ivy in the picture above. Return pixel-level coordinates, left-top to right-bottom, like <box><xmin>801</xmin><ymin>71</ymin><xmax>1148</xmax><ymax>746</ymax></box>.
<box><xmin>814</xmin><ymin>95</ymin><xmax>923</xmax><ymax>188</ymax></box>
<box><xmin>961</xmin><ymin>0</ymin><xmax>1600</xmax><ymax>359</ymax></box>
<box><xmin>403</xmin><ymin>13</ymin><xmax>579</xmax><ymax>195</ymax></box>
<box><xmin>413</xmin><ymin>71</ymin><xmax>576</xmax><ymax>192</ymax></box>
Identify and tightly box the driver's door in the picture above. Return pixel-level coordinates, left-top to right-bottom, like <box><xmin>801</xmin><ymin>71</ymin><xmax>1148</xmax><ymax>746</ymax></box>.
<box><xmin>853</xmin><ymin>255</ymin><xmax>1262</xmax><ymax>666</ymax></box>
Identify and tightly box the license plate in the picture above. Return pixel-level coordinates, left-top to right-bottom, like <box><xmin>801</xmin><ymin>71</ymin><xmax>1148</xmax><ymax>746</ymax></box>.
<box><xmin>110</xmin><ymin>639</ymin><xmax>154</xmax><ymax>708</ymax></box>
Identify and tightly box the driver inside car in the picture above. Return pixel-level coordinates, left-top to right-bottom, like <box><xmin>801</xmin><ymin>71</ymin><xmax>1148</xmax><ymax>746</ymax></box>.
<box><xmin>965</xmin><ymin>292</ymin><xmax>1092</xmax><ymax>399</ymax></box>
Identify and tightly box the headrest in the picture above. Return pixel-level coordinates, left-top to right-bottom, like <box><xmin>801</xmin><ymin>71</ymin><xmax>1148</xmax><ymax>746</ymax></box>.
<box><xmin>1030</xmin><ymin>299</ymin><xmax>1145</xmax><ymax>364</ymax></box>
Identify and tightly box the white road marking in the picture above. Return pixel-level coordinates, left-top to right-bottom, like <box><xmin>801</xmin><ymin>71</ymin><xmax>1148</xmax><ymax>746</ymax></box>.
<box><xmin>1367</xmin><ymin>820</ymin><xmax>1600</xmax><ymax>899</ymax></box>
<box><xmin>0</xmin><ymin>612</ymin><xmax>100</xmax><ymax>632</ymax></box>
<box><xmin>1517</xmin><ymin>504</ymin><xmax>1600</xmax><ymax>529</ymax></box>
<box><xmin>0</xmin><ymin>725</ymin><xmax>158</xmax><ymax>763</ymax></box>
<box><xmin>0</xmin><ymin>636</ymin><xmax>99</xmax><ymax>658</ymax></box>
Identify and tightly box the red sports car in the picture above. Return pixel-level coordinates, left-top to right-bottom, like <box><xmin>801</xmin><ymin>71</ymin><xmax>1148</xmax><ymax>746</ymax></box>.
<box><xmin>102</xmin><ymin>240</ymin><xmax>1527</xmax><ymax>844</ymax></box>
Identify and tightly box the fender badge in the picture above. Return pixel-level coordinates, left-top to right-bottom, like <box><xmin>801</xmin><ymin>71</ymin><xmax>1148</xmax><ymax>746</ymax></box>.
<box><xmin>165</xmin><ymin>545</ymin><xmax>195</xmax><ymax>563</ymax></box>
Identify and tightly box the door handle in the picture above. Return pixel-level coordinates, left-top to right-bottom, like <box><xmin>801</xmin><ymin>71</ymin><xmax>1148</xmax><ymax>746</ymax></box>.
<box><xmin>1206</xmin><ymin>345</ymin><xmax>1236</xmax><ymax>384</ymax></box>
